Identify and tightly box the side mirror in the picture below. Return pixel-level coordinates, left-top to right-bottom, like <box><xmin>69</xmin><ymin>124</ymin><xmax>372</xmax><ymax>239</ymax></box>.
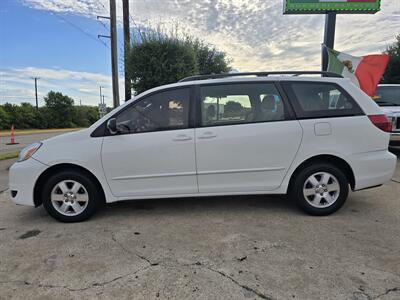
<box><xmin>107</xmin><ymin>118</ymin><xmax>118</xmax><ymax>135</ymax></box>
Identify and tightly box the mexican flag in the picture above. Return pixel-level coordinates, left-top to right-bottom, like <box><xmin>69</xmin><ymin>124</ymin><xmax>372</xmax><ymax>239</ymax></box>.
<box><xmin>326</xmin><ymin>47</ymin><xmax>389</xmax><ymax>97</ymax></box>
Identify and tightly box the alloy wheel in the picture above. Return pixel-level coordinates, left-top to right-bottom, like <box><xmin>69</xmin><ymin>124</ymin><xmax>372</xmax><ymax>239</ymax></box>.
<box><xmin>50</xmin><ymin>180</ymin><xmax>89</xmax><ymax>216</ymax></box>
<box><xmin>303</xmin><ymin>172</ymin><xmax>340</xmax><ymax>208</ymax></box>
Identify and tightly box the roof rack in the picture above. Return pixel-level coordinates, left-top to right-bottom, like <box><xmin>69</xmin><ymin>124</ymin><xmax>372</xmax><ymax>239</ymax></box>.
<box><xmin>179</xmin><ymin>71</ymin><xmax>343</xmax><ymax>82</ymax></box>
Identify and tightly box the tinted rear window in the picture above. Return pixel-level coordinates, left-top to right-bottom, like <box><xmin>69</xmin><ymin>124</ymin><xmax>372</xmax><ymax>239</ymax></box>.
<box><xmin>375</xmin><ymin>86</ymin><xmax>400</xmax><ymax>106</ymax></box>
<box><xmin>200</xmin><ymin>83</ymin><xmax>289</xmax><ymax>127</ymax></box>
<box><xmin>282</xmin><ymin>81</ymin><xmax>364</xmax><ymax>119</ymax></box>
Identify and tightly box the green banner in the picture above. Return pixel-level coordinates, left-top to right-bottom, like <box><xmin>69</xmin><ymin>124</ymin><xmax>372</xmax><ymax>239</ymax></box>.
<box><xmin>284</xmin><ymin>0</ymin><xmax>381</xmax><ymax>14</ymax></box>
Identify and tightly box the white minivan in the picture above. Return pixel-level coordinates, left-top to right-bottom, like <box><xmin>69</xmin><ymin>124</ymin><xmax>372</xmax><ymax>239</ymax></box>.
<box><xmin>9</xmin><ymin>72</ymin><xmax>397</xmax><ymax>222</ymax></box>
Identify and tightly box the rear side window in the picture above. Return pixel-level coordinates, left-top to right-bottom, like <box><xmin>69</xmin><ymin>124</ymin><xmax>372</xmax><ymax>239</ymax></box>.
<box><xmin>200</xmin><ymin>83</ymin><xmax>288</xmax><ymax>127</ymax></box>
<box><xmin>282</xmin><ymin>82</ymin><xmax>363</xmax><ymax>119</ymax></box>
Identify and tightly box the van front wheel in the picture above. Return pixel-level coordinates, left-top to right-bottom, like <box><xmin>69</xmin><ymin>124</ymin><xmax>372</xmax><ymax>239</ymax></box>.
<box><xmin>42</xmin><ymin>170</ymin><xmax>101</xmax><ymax>222</ymax></box>
<box><xmin>290</xmin><ymin>163</ymin><xmax>349</xmax><ymax>216</ymax></box>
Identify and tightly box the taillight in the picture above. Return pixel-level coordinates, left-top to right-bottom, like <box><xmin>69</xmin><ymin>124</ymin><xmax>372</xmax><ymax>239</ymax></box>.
<box><xmin>368</xmin><ymin>114</ymin><xmax>392</xmax><ymax>133</ymax></box>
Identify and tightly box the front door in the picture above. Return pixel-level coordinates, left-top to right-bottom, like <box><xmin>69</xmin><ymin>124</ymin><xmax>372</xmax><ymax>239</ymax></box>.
<box><xmin>101</xmin><ymin>87</ymin><xmax>197</xmax><ymax>198</ymax></box>
<box><xmin>195</xmin><ymin>82</ymin><xmax>302</xmax><ymax>193</ymax></box>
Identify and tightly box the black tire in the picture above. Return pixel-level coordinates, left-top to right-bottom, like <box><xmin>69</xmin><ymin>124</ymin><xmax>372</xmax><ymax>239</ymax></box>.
<box><xmin>289</xmin><ymin>163</ymin><xmax>349</xmax><ymax>216</ymax></box>
<box><xmin>42</xmin><ymin>170</ymin><xmax>102</xmax><ymax>222</ymax></box>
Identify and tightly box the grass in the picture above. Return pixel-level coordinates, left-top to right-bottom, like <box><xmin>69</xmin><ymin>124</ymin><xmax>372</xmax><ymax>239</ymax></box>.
<box><xmin>0</xmin><ymin>128</ymin><xmax>82</xmax><ymax>137</ymax></box>
<box><xmin>0</xmin><ymin>151</ymin><xmax>19</xmax><ymax>161</ymax></box>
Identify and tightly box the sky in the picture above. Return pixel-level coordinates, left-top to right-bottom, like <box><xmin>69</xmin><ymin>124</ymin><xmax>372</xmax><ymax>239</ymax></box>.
<box><xmin>0</xmin><ymin>0</ymin><xmax>399</xmax><ymax>107</ymax></box>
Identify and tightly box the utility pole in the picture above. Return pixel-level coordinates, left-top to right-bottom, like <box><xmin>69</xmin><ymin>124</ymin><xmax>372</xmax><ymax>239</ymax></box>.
<box><xmin>110</xmin><ymin>0</ymin><xmax>120</xmax><ymax>108</ymax></box>
<box><xmin>321</xmin><ymin>12</ymin><xmax>336</xmax><ymax>71</ymax></box>
<box><xmin>99</xmin><ymin>86</ymin><xmax>103</xmax><ymax>104</ymax></box>
<box><xmin>122</xmin><ymin>0</ymin><xmax>131</xmax><ymax>101</ymax></box>
<box><xmin>97</xmin><ymin>0</ymin><xmax>120</xmax><ymax>108</ymax></box>
<box><xmin>31</xmin><ymin>77</ymin><xmax>39</xmax><ymax>109</ymax></box>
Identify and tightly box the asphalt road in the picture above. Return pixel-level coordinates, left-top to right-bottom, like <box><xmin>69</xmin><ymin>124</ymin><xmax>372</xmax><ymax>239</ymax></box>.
<box><xmin>0</xmin><ymin>131</ymin><xmax>71</xmax><ymax>191</ymax></box>
<box><xmin>0</xmin><ymin>151</ymin><xmax>399</xmax><ymax>299</ymax></box>
<box><xmin>0</xmin><ymin>132</ymin><xmax>67</xmax><ymax>154</ymax></box>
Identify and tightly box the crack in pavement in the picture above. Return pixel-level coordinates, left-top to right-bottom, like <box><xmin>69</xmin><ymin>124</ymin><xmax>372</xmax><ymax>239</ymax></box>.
<box><xmin>38</xmin><ymin>267</ymin><xmax>151</xmax><ymax>292</ymax></box>
<box><xmin>110</xmin><ymin>233</ymin><xmax>274</xmax><ymax>299</ymax></box>
<box><xmin>0</xmin><ymin>267</ymin><xmax>151</xmax><ymax>292</ymax></box>
<box><xmin>374</xmin><ymin>287</ymin><xmax>399</xmax><ymax>299</ymax></box>
<box><xmin>391</xmin><ymin>179</ymin><xmax>400</xmax><ymax>184</ymax></box>
<box><xmin>111</xmin><ymin>232</ymin><xmax>159</xmax><ymax>266</ymax></box>
<box><xmin>0</xmin><ymin>280</ymin><xmax>30</xmax><ymax>285</ymax></box>
<box><xmin>202</xmin><ymin>266</ymin><xmax>274</xmax><ymax>300</ymax></box>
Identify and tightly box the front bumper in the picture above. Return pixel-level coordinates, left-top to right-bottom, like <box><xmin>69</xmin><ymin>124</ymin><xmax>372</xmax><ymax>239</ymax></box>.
<box><xmin>9</xmin><ymin>158</ymin><xmax>48</xmax><ymax>206</ymax></box>
<box><xmin>389</xmin><ymin>133</ymin><xmax>400</xmax><ymax>147</ymax></box>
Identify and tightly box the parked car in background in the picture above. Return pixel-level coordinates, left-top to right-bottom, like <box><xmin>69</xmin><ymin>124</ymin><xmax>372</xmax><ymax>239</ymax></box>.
<box><xmin>376</xmin><ymin>84</ymin><xmax>400</xmax><ymax>147</ymax></box>
<box><xmin>9</xmin><ymin>72</ymin><xmax>397</xmax><ymax>222</ymax></box>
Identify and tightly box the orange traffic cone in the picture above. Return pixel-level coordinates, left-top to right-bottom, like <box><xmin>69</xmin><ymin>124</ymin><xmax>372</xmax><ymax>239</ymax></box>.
<box><xmin>6</xmin><ymin>125</ymin><xmax>19</xmax><ymax>145</ymax></box>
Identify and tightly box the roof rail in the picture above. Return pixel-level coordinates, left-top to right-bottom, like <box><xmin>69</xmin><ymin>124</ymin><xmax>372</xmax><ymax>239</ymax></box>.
<box><xmin>179</xmin><ymin>71</ymin><xmax>343</xmax><ymax>82</ymax></box>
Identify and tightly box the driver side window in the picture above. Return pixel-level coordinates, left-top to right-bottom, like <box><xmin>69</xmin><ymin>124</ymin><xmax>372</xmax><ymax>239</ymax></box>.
<box><xmin>116</xmin><ymin>88</ymin><xmax>190</xmax><ymax>134</ymax></box>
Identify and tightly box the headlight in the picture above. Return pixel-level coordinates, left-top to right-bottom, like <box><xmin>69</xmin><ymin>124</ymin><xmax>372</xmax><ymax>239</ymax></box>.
<box><xmin>18</xmin><ymin>142</ymin><xmax>42</xmax><ymax>162</ymax></box>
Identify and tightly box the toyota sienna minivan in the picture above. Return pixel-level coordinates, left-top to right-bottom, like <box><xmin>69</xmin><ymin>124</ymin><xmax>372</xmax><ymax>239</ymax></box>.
<box><xmin>9</xmin><ymin>72</ymin><xmax>397</xmax><ymax>222</ymax></box>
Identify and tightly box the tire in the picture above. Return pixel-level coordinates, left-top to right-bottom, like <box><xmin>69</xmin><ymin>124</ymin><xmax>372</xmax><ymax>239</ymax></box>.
<box><xmin>42</xmin><ymin>170</ymin><xmax>102</xmax><ymax>222</ymax></box>
<box><xmin>290</xmin><ymin>163</ymin><xmax>349</xmax><ymax>216</ymax></box>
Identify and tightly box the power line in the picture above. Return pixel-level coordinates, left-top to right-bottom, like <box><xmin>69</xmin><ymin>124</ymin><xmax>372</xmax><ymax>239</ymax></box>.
<box><xmin>95</xmin><ymin>1</ymin><xmax>110</xmax><ymax>31</ymax></box>
<box><xmin>128</xmin><ymin>1</ymin><xmax>142</xmax><ymax>36</ymax></box>
<box><xmin>95</xmin><ymin>0</ymin><xmax>108</xmax><ymax>14</ymax></box>
<box><xmin>98</xmin><ymin>19</ymin><xmax>110</xmax><ymax>31</ymax></box>
<box><xmin>51</xmin><ymin>12</ymin><xmax>110</xmax><ymax>49</ymax></box>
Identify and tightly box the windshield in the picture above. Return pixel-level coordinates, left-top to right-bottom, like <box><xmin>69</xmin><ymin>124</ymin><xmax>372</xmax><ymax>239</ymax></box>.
<box><xmin>375</xmin><ymin>86</ymin><xmax>400</xmax><ymax>106</ymax></box>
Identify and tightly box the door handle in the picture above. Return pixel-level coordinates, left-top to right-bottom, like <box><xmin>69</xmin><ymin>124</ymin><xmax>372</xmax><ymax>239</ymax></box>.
<box><xmin>173</xmin><ymin>134</ymin><xmax>193</xmax><ymax>142</ymax></box>
<box><xmin>198</xmin><ymin>131</ymin><xmax>217</xmax><ymax>139</ymax></box>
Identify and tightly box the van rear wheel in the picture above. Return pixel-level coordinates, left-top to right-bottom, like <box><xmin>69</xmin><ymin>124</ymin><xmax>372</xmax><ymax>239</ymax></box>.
<box><xmin>290</xmin><ymin>163</ymin><xmax>349</xmax><ymax>216</ymax></box>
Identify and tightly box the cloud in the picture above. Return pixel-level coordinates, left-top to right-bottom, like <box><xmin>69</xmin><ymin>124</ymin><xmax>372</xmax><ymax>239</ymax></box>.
<box><xmin>0</xmin><ymin>67</ymin><xmax>123</xmax><ymax>106</ymax></box>
<box><xmin>4</xmin><ymin>0</ymin><xmax>398</xmax><ymax>106</ymax></box>
<box><xmin>21</xmin><ymin>0</ymin><xmax>400</xmax><ymax>72</ymax></box>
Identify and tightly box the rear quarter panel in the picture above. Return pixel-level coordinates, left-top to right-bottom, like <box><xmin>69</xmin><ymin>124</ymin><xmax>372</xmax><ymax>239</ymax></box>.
<box><xmin>278</xmin><ymin>79</ymin><xmax>392</xmax><ymax>193</ymax></box>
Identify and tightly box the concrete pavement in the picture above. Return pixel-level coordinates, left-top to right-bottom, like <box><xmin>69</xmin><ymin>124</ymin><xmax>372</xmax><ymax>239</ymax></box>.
<box><xmin>0</xmin><ymin>158</ymin><xmax>17</xmax><ymax>192</ymax></box>
<box><xmin>0</xmin><ymin>153</ymin><xmax>399</xmax><ymax>299</ymax></box>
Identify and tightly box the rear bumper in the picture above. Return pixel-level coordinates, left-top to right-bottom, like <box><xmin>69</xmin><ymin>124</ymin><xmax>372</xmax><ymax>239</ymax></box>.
<box><xmin>389</xmin><ymin>133</ymin><xmax>400</xmax><ymax>146</ymax></box>
<box><xmin>349</xmin><ymin>150</ymin><xmax>397</xmax><ymax>191</ymax></box>
<box><xmin>9</xmin><ymin>158</ymin><xmax>48</xmax><ymax>206</ymax></box>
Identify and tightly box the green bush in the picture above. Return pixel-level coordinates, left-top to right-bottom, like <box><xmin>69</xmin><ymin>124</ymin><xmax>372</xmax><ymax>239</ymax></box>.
<box><xmin>0</xmin><ymin>91</ymin><xmax>101</xmax><ymax>130</ymax></box>
<box><xmin>0</xmin><ymin>106</ymin><xmax>10</xmax><ymax>130</ymax></box>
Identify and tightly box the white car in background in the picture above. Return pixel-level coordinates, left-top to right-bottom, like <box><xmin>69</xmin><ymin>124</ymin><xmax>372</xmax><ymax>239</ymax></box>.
<box><xmin>376</xmin><ymin>84</ymin><xmax>400</xmax><ymax>147</ymax></box>
<box><xmin>9</xmin><ymin>72</ymin><xmax>397</xmax><ymax>222</ymax></box>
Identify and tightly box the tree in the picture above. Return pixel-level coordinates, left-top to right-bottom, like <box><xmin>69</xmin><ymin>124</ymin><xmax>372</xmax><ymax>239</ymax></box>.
<box><xmin>190</xmin><ymin>40</ymin><xmax>231</xmax><ymax>75</ymax></box>
<box><xmin>382</xmin><ymin>34</ymin><xmax>400</xmax><ymax>84</ymax></box>
<box><xmin>0</xmin><ymin>106</ymin><xmax>10</xmax><ymax>129</ymax></box>
<box><xmin>224</xmin><ymin>101</ymin><xmax>243</xmax><ymax>117</ymax></box>
<box><xmin>127</xmin><ymin>36</ymin><xmax>198</xmax><ymax>94</ymax></box>
<box><xmin>19</xmin><ymin>103</ymin><xmax>42</xmax><ymax>128</ymax></box>
<box><xmin>44</xmin><ymin>91</ymin><xmax>75</xmax><ymax>128</ymax></box>
<box><xmin>127</xmin><ymin>29</ymin><xmax>231</xmax><ymax>94</ymax></box>
<box><xmin>72</xmin><ymin>106</ymin><xmax>100</xmax><ymax>128</ymax></box>
<box><xmin>0</xmin><ymin>98</ymin><xmax>101</xmax><ymax>130</ymax></box>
